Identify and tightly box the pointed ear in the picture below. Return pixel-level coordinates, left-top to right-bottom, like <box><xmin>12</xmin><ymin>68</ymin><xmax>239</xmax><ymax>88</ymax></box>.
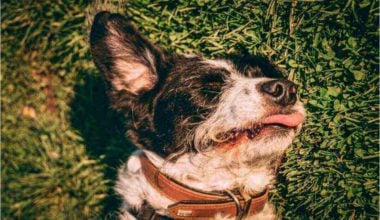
<box><xmin>90</xmin><ymin>11</ymin><xmax>162</xmax><ymax>95</ymax></box>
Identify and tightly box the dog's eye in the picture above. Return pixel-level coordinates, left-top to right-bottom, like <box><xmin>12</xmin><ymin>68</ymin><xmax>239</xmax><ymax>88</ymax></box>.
<box><xmin>199</xmin><ymin>73</ymin><xmax>225</xmax><ymax>102</ymax></box>
<box><xmin>201</xmin><ymin>73</ymin><xmax>225</xmax><ymax>85</ymax></box>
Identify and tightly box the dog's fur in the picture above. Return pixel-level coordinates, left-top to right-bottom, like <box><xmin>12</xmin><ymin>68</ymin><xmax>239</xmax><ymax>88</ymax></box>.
<box><xmin>90</xmin><ymin>11</ymin><xmax>305</xmax><ymax>220</ymax></box>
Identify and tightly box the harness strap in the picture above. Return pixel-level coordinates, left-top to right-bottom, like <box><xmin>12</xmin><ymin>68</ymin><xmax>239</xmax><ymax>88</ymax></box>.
<box><xmin>139</xmin><ymin>154</ymin><xmax>268</xmax><ymax>219</ymax></box>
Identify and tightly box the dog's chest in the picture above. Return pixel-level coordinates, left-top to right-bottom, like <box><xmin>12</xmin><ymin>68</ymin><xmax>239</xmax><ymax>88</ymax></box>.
<box><xmin>146</xmin><ymin>151</ymin><xmax>274</xmax><ymax>193</ymax></box>
<box><xmin>116</xmin><ymin>151</ymin><xmax>275</xmax><ymax>215</ymax></box>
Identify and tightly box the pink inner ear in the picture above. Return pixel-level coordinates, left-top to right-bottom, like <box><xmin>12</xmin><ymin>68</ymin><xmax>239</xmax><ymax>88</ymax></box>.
<box><xmin>112</xmin><ymin>59</ymin><xmax>157</xmax><ymax>94</ymax></box>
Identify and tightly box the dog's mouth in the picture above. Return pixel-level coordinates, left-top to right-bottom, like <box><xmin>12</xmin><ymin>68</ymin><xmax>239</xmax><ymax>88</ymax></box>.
<box><xmin>216</xmin><ymin>112</ymin><xmax>304</xmax><ymax>149</ymax></box>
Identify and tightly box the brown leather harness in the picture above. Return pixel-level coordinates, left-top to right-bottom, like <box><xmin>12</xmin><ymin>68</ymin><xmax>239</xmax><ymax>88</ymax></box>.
<box><xmin>139</xmin><ymin>154</ymin><xmax>269</xmax><ymax>219</ymax></box>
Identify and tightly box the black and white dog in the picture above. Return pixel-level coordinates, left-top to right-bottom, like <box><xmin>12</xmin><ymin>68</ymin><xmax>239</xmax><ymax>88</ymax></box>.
<box><xmin>90</xmin><ymin>11</ymin><xmax>305</xmax><ymax>220</ymax></box>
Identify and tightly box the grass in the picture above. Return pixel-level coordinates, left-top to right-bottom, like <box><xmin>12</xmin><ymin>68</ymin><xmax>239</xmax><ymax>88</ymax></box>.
<box><xmin>2</xmin><ymin>0</ymin><xmax>378</xmax><ymax>219</ymax></box>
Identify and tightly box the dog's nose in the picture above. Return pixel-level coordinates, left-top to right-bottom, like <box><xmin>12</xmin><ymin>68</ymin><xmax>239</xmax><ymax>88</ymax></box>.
<box><xmin>260</xmin><ymin>79</ymin><xmax>298</xmax><ymax>106</ymax></box>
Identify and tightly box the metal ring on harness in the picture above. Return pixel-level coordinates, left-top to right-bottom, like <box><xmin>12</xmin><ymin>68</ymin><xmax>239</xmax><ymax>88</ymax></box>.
<box><xmin>224</xmin><ymin>190</ymin><xmax>244</xmax><ymax>220</ymax></box>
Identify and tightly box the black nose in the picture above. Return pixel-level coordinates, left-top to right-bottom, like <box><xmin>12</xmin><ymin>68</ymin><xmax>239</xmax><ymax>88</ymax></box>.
<box><xmin>260</xmin><ymin>79</ymin><xmax>298</xmax><ymax>106</ymax></box>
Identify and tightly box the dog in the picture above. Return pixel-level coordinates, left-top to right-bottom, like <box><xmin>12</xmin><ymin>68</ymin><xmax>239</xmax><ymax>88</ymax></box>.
<box><xmin>90</xmin><ymin>11</ymin><xmax>305</xmax><ymax>220</ymax></box>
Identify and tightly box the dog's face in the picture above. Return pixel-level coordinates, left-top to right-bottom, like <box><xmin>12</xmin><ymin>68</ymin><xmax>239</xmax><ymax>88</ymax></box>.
<box><xmin>90</xmin><ymin>12</ymin><xmax>305</xmax><ymax>163</ymax></box>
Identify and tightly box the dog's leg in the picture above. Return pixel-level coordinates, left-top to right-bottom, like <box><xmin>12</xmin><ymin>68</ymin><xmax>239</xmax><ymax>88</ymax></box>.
<box><xmin>116</xmin><ymin>153</ymin><xmax>146</xmax><ymax>219</ymax></box>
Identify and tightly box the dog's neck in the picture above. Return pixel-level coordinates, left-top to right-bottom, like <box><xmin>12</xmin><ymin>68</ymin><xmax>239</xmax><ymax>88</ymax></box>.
<box><xmin>144</xmin><ymin>149</ymin><xmax>277</xmax><ymax>195</ymax></box>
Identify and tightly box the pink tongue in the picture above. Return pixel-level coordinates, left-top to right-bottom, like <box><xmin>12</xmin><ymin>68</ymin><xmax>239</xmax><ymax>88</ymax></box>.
<box><xmin>262</xmin><ymin>113</ymin><xmax>304</xmax><ymax>127</ymax></box>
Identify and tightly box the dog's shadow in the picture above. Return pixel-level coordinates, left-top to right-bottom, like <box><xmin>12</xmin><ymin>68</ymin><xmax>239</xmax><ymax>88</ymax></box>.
<box><xmin>70</xmin><ymin>71</ymin><xmax>135</xmax><ymax>219</ymax></box>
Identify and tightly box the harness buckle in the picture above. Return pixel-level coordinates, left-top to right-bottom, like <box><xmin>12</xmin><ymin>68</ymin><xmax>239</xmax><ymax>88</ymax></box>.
<box><xmin>224</xmin><ymin>190</ymin><xmax>244</xmax><ymax>220</ymax></box>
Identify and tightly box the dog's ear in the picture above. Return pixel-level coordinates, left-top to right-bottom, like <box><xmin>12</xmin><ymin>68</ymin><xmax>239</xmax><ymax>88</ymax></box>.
<box><xmin>90</xmin><ymin>11</ymin><xmax>163</xmax><ymax>95</ymax></box>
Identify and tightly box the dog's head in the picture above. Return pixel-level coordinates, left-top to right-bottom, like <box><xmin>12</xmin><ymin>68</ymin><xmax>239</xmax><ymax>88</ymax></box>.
<box><xmin>90</xmin><ymin>12</ymin><xmax>305</xmax><ymax>162</ymax></box>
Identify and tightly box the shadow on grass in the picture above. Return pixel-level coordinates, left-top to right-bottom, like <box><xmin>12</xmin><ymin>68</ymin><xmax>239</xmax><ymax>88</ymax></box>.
<box><xmin>70</xmin><ymin>71</ymin><xmax>135</xmax><ymax>219</ymax></box>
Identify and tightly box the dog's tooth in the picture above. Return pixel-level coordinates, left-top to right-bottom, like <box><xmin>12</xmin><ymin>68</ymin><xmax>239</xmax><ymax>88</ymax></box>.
<box><xmin>221</xmin><ymin>129</ymin><xmax>237</xmax><ymax>142</ymax></box>
<box><xmin>220</xmin><ymin>125</ymin><xmax>265</xmax><ymax>142</ymax></box>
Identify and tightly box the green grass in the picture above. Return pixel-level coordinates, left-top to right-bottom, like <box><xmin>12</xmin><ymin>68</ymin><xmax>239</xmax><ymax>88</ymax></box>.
<box><xmin>2</xmin><ymin>0</ymin><xmax>378</xmax><ymax>219</ymax></box>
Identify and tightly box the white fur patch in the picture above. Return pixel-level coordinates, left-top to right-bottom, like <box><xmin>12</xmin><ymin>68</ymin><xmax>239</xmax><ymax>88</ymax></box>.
<box><xmin>194</xmin><ymin>76</ymin><xmax>267</xmax><ymax>150</ymax></box>
<box><xmin>115</xmin><ymin>151</ymin><xmax>174</xmax><ymax>215</ymax></box>
<box><xmin>144</xmin><ymin>149</ymin><xmax>273</xmax><ymax>194</ymax></box>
